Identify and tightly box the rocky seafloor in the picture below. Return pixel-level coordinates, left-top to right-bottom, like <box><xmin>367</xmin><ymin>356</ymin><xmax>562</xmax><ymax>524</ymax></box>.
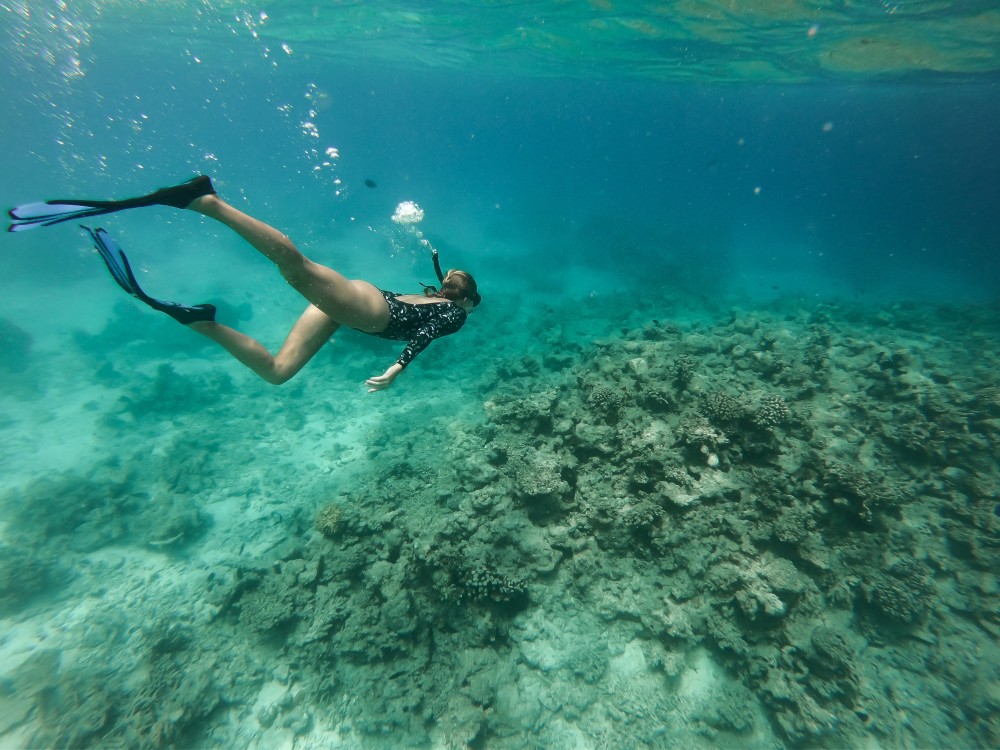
<box><xmin>0</xmin><ymin>291</ymin><xmax>997</xmax><ymax>749</ymax></box>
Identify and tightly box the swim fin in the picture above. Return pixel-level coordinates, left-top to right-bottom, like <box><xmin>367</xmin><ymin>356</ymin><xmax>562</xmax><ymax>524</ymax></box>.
<box><xmin>82</xmin><ymin>225</ymin><xmax>216</xmax><ymax>325</ymax></box>
<box><xmin>7</xmin><ymin>175</ymin><xmax>215</xmax><ymax>232</ymax></box>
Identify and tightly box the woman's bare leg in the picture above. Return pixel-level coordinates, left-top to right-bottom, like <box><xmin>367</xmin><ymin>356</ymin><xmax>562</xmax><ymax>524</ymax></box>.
<box><xmin>188</xmin><ymin>194</ymin><xmax>390</xmax><ymax>333</ymax></box>
<box><xmin>190</xmin><ymin>304</ymin><xmax>339</xmax><ymax>385</ymax></box>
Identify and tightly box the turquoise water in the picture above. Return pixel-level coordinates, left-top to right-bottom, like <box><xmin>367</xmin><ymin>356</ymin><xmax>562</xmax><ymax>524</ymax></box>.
<box><xmin>1</xmin><ymin>3</ymin><xmax>998</xmax><ymax>749</ymax></box>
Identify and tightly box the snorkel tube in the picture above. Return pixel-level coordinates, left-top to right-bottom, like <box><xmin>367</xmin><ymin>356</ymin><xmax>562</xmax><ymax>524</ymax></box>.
<box><xmin>432</xmin><ymin>249</ymin><xmax>445</xmax><ymax>284</ymax></box>
<box><xmin>419</xmin><ymin>250</ymin><xmax>447</xmax><ymax>295</ymax></box>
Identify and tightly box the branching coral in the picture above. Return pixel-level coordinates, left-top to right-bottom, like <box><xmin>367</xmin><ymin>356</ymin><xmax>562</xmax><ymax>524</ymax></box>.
<box><xmin>461</xmin><ymin>567</ymin><xmax>528</xmax><ymax>604</ymax></box>
<box><xmin>753</xmin><ymin>394</ymin><xmax>790</xmax><ymax>430</ymax></box>
<box><xmin>587</xmin><ymin>383</ymin><xmax>628</xmax><ymax>420</ymax></box>
<box><xmin>315</xmin><ymin>503</ymin><xmax>345</xmax><ymax>538</ymax></box>
<box><xmin>821</xmin><ymin>461</ymin><xmax>886</xmax><ymax>523</ymax></box>
<box><xmin>672</xmin><ymin>355</ymin><xmax>697</xmax><ymax>389</ymax></box>
<box><xmin>699</xmin><ymin>389</ymin><xmax>746</xmax><ymax>425</ymax></box>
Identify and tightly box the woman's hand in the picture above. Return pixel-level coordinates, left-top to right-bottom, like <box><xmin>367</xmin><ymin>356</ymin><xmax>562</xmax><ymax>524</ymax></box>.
<box><xmin>366</xmin><ymin>363</ymin><xmax>403</xmax><ymax>392</ymax></box>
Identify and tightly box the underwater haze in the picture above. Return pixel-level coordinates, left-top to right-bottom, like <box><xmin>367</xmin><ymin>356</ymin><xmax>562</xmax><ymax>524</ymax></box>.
<box><xmin>1</xmin><ymin>2</ymin><xmax>998</xmax><ymax>749</ymax></box>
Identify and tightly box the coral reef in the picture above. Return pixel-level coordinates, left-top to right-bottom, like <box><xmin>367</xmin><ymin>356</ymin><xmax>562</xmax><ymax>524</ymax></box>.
<box><xmin>1</xmin><ymin>469</ymin><xmax>210</xmax><ymax>555</ymax></box>
<box><xmin>26</xmin><ymin>625</ymin><xmax>227</xmax><ymax>749</ymax></box>
<box><xmin>314</xmin><ymin>503</ymin><xmax>345</xmax><ymax>538</ymax></box>
<box><xmin>699</xmin><ymin>388</ymin><xmax>746</xmax><ymax>425</ymax></box>
<box><xmin>862</xmin><ymin>561</ymin><xmax>935</xmax><ymax>630</ymax></box>
<box><xmin>0</xmin><ymin>546</ymin><xmax>65</xmax><ymax>613</ymax></box>
<box><xmin>4</xmin><ymin>294</ymin><xmax>998</xmax><ymax>750</ymax></box>
<box><xmin>753</xmin><ymin>393</ymin><xmax>790</xmax><ymax>429</ymax></box>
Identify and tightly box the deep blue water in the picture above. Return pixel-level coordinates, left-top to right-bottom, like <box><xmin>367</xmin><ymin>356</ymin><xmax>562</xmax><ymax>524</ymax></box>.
<box><xmin>3</xmin><ymin>35</ymin><xmax>999</xmax><ymax>305</ymax></box>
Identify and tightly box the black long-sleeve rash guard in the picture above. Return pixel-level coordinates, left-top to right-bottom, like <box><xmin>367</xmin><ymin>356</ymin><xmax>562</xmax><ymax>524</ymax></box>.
<box><xmin>369</xmin><ymin>290</ymin><xmax>468</xmax><ymax>368</ymax></box>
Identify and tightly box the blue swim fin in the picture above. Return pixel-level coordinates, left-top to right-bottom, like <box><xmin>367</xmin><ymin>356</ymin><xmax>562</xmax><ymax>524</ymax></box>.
<box><xmin>7</xmin><ymin>176</ymin><xmax>215</xmax><ymax>232</ymax></box>
<box><xmin>81</xmin><ymin>226</ymin><xmax>216</xmax><ymax>325</ymax></box>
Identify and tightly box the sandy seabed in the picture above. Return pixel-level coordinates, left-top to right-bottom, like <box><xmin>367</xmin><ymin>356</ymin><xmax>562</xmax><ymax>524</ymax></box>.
<box><xmin>0</xmin><ymin>283</ymin><xmax>998</xmax><ymax>750</ymax></box>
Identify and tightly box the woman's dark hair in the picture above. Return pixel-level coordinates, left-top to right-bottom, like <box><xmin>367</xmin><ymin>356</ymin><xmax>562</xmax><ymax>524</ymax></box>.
<box><xmin>425</xmin><ymin>269</ymin><xmax>481</xmax><ymax>306</ymax></box>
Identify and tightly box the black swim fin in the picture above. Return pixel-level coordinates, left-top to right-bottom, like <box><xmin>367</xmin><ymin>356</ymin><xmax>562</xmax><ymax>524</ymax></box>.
<box><xmin>82</xmin><ymin>225</ymin><xmax>216</xmax><ymax>325</ymax></box>
<box><xmin>7</xmin><ymin>175</ymin><xmax>216</xmax><ymax>233</ymax></box>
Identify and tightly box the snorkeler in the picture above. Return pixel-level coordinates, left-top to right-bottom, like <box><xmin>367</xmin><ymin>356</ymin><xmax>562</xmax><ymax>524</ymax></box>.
<box><xmin>8</xmin><ymin>176</ymin><xmax>480</xmax><ymax>391</ymax></box>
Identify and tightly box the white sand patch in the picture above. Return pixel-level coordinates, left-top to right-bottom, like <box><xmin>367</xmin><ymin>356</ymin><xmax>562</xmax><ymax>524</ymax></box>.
<box><xmin>677</xmin><ymin>647</ymin><xmax>724</xmax><ymax>702</ymax></box>
<box><xmin>5</xmin><ymin>383</ymin><xmax>110</xmax><ymax>476</ymax></box>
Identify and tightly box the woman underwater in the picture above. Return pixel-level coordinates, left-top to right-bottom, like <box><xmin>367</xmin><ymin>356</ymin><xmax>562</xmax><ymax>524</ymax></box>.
<box><xmin>8</xmin><ymin>176</ymin><xmax>480</xmax><ymax>391</ymax></box>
